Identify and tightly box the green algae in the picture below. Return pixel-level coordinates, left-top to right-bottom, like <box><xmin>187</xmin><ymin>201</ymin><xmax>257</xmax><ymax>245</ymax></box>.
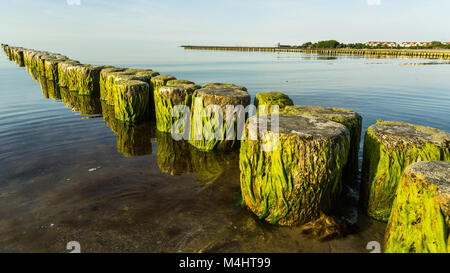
<box><xmin>44</xmin><ymin>58</ymin><xmax>64</xmax><ymax>82</ymax></box>
<box><xmin>189</xmin><ymin>96</ymin><xmax>225</xmax><ymax>151</ymax></box>
<box><xmin>99</xmin><ymin>67</ymin><xmax>128</xmax><ymax>101</ymax></box>
<box><xmin>102</xmin><ymin>69</ymin><xmax>159</xmax><ymax>105</ymax></box>
<box><xmin>254</xmin><ymin>91</ymin><xmax>294</xmax><ymax>114</ymax></box>
<box><xmin>188</xmin><ymin>87</ymin><xmax>251</xmax><ymax>152</ymax></box>
<box><xmin>240</xmin><ymin>114</ymin><xmax>350</xmax><ymax>226</ymax></box>
<box><xmin>150</xmin><ymin>74</ymin><xmax>176</xmax><ymax>90</ymax></box>
<box><xmin>113</xmin><ymin>80</ymin><xmax>150</xmax><ymax>123</ymax></box>
<box><xmin>154</xmin><ymin>82</ymin><xmax>200</xmax><ymax>133</ymax></box>
<box><xmin>101</xmin><ymin>101</ymin><xmax>116</xmax><ymax>125</ymax></box>
<box><xmin>384</xmin><ymin>162</ymin><xmax>450</xmax><ymax>253</ymax></box>
<box><xmin>73</xmin><ymin>65</ymin><xmax>111</xmax><ymax>96</ymax></box>
<box><xmin>361</xmin><ymin>121</ymin><xmax>450</xmax><ymax>222</ymax></box>
<box><xmin>150</xmin><ymin>75</ymin><xmax>176</xmax><ymax>107</ymax></box>
<box><xmin>58</xmin><ymin>60</ymin><xmax>81</xmax><ymax>89</ymax></box>
<box><xmin>11</xmin><ymin>48</ymin><xmax>25</xmax><ymax>67</ymax></box>
<box><xmin>104</xmin><ymin>71</ymin><xmax>136</xmax><ymax>105</ymax></box>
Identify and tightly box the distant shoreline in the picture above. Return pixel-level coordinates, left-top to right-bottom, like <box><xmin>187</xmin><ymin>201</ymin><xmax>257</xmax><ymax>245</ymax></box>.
<box><xmin>181</xmin><ymin>45</ymin><xmax>450</xmax><ymax>59</ymax></box>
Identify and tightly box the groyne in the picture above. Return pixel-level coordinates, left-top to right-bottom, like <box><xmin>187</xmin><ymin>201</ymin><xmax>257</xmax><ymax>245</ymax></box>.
<box><xmin>2</xmin><ymin>44</ymin><xmax>450</xmax><ymax>251</ymax></box>
<box><xmin>182</xmin><ymin>45</ymin><xmax>450</xmax><ymax>59</ymax></box>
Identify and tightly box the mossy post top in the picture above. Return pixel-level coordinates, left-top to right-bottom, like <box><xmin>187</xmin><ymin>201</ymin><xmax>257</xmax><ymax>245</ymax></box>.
<box><xmin>368</xmin><ymin>120</ymin><xmax>450</xmax><ymax>148</ymax></box>
<box><xmin>254</xmin><ymin>91</ymin><xmax>294</xmax><ymax>107</ymax></box>
<box><xmin>58</xmin><ymin>59</ymin><xmax>81</xmax><ymax>68</ymax></box>
<box><xmin>158</xmin><ymin>85</ymin><xmax>198</xmax><ymax>103</ymax></box>
<box><xmin>114</xmin><ymin>79</ymin><xmax>149</xmax><ymax>96</ymax></box>
<box><xmin>404</xmin><ymin>161</ymin><xmax>450</xmax><ymax>215</ymax></box>
<box><xmin>127</xmin><ymin>72</ymin><xmax>159</xmax><ymax>83</ymax></box>
<box><xmin>285</xmin><ymin>105</ymin><xmax>361</xmax><ymax>124</ymax></box>
<box><xmin>125</xmin><ymin>68</ymin><xmax>154</xmax><ymax>74</ymax></box>
<box><xmin>195</xmin><ymin>87</ymin><xmax>250</xmax><ymax>108</ymax></box>
<box><xmin>247</xmin><ymin>112</ymin><xmax>349</xmax><ymax>140</ymax></box>
<box><xmin>101</xmin><ymin>67</ymin><xmax>127</xmax><ymax>76</ymax></box>
<box><xmin>133</xmin><ymin>69</ymin><xmax>160</xmax><ymax>78</ymax></box>
<box><xmin>78</xmin><ymin>64</ymin><xmax>112</xmax><ymax>72</ymax></box>
<box><xmin>44</xmin><ymin>56</ymin><xmax>68</xmax><ymax>65</ymax></box>
<box><xmin>167</xmin><ymin>79</ymin><xmax>201</xmax><ymax>89</ymax></box>
<box><xmin>107</xmin><ymin>69</ymin><xmax>159</xmax><ymax>82</ymax></box>
<box><xmin>203</xmin><ymin>82</ymin><xmax>247</xmax><ymax>91</ymax></box>
<box><xmin>152</xmin><ymin>74</ymin><xmax>176</xmax><ymax>83</ymax></box>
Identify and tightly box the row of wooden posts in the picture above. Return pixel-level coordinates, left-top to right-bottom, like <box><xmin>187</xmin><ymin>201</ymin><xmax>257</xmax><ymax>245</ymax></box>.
<box><xmin>2</xmin><ymin>44</ymin><xmax>450</xmax><ymax>252</ymax></box>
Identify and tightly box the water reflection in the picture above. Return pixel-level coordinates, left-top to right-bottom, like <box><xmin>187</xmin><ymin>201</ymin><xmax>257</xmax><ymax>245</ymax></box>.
<box><xmin>33</xmin><ymin>67</ymin><xmax>155</xmax><ymax>159</ymax></box>
<box><xmin>59</xmin><ymin>87</ymin><xmax>102</xmax><ymax>116</ymax></box>
<box><xmin>155</xmin><ymin>130</ymin><xmax>237</xmax><ymax>183</ymax></box>
<box><xmin>26</xmin><ymin>67</ymin><xmax>39</xmax><ymax>82</ymax></box>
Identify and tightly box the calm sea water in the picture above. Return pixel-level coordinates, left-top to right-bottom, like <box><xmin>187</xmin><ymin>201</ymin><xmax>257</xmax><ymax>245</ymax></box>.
<box><xmin>0</xmin><ymin>46</ymin><xmax>449</xmax><ymax>252</ymax></box>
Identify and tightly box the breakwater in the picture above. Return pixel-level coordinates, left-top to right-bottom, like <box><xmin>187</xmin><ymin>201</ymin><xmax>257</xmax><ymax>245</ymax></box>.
<box><xmin>2</xmin><ymin>43</ymin><xmax>450</xmax><ymax>252</ymax></box>
<box><xmin>182</xmin><ymin>45</ymin><xmax>450</xmax><ymax>59</ymax></box>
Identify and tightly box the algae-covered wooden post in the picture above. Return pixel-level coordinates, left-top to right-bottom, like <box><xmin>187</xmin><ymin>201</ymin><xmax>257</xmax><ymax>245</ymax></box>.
<box><xmin>154</xmin><ymin>80</ymin><xmax>201</xmax><ymax>133</ymax></box>
<box><xmin>285</xmin><ymin>105</ymin><xmax>362</xmax><ymax>181</ymax></box>
<box><xmin>189</xmin><ymin>87</ymin><xmax>251</xmax><ymax>151</ymax></box>
<box><xmin>361</xmin><ymin>121</ymin><xmax>450</xmax><ymax>222</ymax></box>
<box><xmin>384</xmin><ymin>161</ymin><xmax>450</xmax><ymax>253</ymax></box>
<box><xmin>44</xmin><ymin>56</ymin><xmax>68</xmax><ymax>82</ymax></box>
<box><xmin>103</xmin><ymin>71</ymin><xmax>140</xmax><ymax>105</ymax></box>
<box><xmin>99</xmin><ymin>67</ymin><xmax>127</xmax><ymax>101</ymax></box>
<box><xmin>148</xmin><ymin>74</ymin><xmax>176</xmax><ymax>114</ymax></box>
<box><xmin>73</xmin><ymin>64</ymin><xmax>111</xmax><ymax>96</ymax></box>
<box><xmin>58</xmin><ymin>60</ymin><xmax>81</xmax><ymax>89</ymax></box>
<box><xmin>100</xmin><ymin>68</ymin><xmax>159</xmax><ymax>106</ymax></box>
<box><xmin>254</xmin><ymin>91</ymin><xmax>294</xmax><ymax>114</ymax></box>
<box><xmin>240</xmin><ymin>113</ymin><xmax>350</xmax><ymax>226</ymax></box>
<box><xmin>11</xmin><ymin>47</ymin><xmax>25</xmax><ymax>67</ymax></box>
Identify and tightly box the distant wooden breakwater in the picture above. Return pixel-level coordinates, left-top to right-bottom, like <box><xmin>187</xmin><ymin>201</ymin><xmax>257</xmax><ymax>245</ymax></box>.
<box><xmin>3</xmin><ymin>44</ymin><xmax>450</xmax><ymax>252</ymax></box>
<box><xmin>182</xmin><ymin>45</ymin><xmax>450</xmax><ymax>59</ymax></box>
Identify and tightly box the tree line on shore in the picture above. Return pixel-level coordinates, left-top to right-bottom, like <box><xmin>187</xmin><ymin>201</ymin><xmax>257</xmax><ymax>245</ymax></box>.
<box><xmin>297</xmin><ymin>40</ymin><xmax>450</xmax><ymax>50</ymax></box>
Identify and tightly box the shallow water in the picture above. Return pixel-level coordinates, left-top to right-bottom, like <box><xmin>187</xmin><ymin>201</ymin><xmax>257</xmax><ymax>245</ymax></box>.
<box><xmin>0</xmin><ymin>47</ymin><xmax>449</xmax><ymax>252</ymax></box>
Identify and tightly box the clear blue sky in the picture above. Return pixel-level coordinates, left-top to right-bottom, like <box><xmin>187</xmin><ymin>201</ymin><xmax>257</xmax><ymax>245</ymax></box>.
<box><xmin>1</xmin><ymin>0</ymin><xmax>449</xmax><ymax>48</ymax></box>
